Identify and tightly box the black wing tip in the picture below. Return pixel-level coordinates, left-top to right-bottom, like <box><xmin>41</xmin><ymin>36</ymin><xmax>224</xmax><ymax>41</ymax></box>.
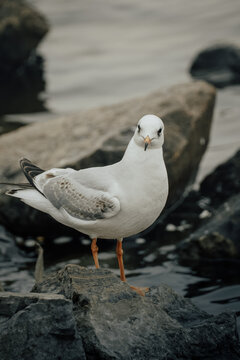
<box><xmin>19</xmin><ymin>157</ymin><xmax>33</xmax><ymax>168</ymax></box>
<box><xmin>18</xmin><ymin>157</ymin><xmax>46</xmax><ymax>197</ymax></box>
<box><xmin>19</xmin><ymin>157</ymin><xmax>45</xmax><ymax>188</ymax></box>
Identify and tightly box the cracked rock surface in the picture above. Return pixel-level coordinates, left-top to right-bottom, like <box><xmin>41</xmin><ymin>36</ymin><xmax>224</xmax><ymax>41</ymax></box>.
<box><xmin>27</xmin><ymin>264</ymin><xmax>240</xmax><ymax>360</ymax></box>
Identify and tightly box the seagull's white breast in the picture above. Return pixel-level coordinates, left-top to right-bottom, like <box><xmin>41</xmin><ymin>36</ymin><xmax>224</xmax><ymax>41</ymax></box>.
<box><xmin>72</xmin><ymin>142</ymin><xmax>169</xmax><ymax>239</ymax></box>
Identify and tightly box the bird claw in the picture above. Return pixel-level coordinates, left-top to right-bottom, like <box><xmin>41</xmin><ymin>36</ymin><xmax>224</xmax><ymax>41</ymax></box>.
<box><xmin>130</xmin><ymin>285</ymin><xmax>149</xmax><ymax>296</ymax></box>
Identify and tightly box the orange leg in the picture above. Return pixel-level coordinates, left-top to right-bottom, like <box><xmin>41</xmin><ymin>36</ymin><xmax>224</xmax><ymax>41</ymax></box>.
<box><xmin>116</xmin><ymin>239</ymin><xmax>126</xmax><ymax>282</ymax></box>
<box><xmin>116</xmin><ymin>239</ymin><xmax>149</xmax><ymax>296</ymax></box>
<box><xmin>91</xmin><ymin>238</ymin><xmax>100</xmax><ymax>269</ymax></box>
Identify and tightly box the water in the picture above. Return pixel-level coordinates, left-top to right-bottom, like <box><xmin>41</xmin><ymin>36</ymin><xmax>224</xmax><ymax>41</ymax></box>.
<box><xmin>0</xmin><ymin>0</ymin><xmax>240</xmax><ymax>334</ymax></box>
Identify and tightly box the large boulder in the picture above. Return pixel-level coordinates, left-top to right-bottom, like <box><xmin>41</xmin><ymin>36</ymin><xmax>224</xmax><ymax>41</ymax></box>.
<box><xmin>177</xmin><ymin>194</ymin><xmax>240</xmax><ymax>260</ymax></box>
<box><xmin>0</xmin><ymin>81</ymin><xmax>216</xmax><ymax>236</ymax></box>
<box><xmin>0</xmin><ymin>0</ymin><xmax>49</xmax><ymax>114</ymax></box>
<box><xmin>31</xmin><ymin>265</ymin><xmax>240</xmax><ymax>359</ymax></box>
<box><xmin>189</xmin><ymin>44</ymin><xmax>240</xmax><ymax>88</ymax></box>
<box><xmin>200</xmin><ymin>149</ymin><xmax>240</xmax><ymax>207</ymax></box>
<box><xmin>175</xmin><ymin>150</ymin><xmax>240</xmax><ymax>260</ymax></box>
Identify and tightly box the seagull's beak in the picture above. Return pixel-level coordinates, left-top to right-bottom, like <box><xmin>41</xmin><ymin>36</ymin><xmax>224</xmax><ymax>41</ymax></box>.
<box><xmin>144</xmin><ymin>135</ymin><xmax>151</xmax><ymax>151</ymax></box>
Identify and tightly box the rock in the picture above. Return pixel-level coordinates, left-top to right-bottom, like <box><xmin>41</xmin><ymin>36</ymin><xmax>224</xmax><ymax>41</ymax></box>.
<box><xmin>164</xmin><ymin>149</ymin><xmax>240</xmax><ymax>260</ymax></box>
<box><xmin>0</xmin><ymin>0</ymin><xmax>49</xmax><ymax>114</ymax></box>
<box><xmin>200</xmin><ymin>149</ymin><xmax>240</xmax><ymax>207</ymax></box>
<box><xmin>0</xmin><ymin>291</ymin><xmax>85</xmax><ymax>360</ymax></box>
<box><xmin>0</xmin><ymin>81</ymin><xmax>216</xmax><ymax>236</ymax></box>
<box><xmin>0</xmin><ymin>0</ymin><xmax>49</xmax><ymax>63</ymax></box>
<box><xmin>177</xmin><ymin>194</ymin><xmax>240</xmax><ymax>260</ymax></box>
<box><xmin>189</xmin><ymin>44</ymin><xmax>240</xmax><ymax>88</ymax></box>
<box><xmin>0</xmin><ymin>225</ymin><xmax>36</xmax><ymax>291</ymax></box>
<box><xmin>31</xmin><ymin>264</ymin><xmax>240</xmax><ymax>360</ymax></box>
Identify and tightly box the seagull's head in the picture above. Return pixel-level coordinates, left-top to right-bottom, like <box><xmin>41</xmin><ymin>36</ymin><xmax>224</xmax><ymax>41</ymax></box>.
<box><xmin>134</xmin><ymin>114</ymin><xmax>165</xmax><ymax>151</ymax></box>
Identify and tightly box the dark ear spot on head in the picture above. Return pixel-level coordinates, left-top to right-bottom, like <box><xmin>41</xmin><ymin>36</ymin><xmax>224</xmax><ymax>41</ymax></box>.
<box><xmin>157</xmin><ymin>128</ymin><xmax>162</xmax><ymax>136</ymax></box>
<box><xmin>137</xmin><ymin>124</ymin><xmax>141</xmax><ymax>133</ymax></box>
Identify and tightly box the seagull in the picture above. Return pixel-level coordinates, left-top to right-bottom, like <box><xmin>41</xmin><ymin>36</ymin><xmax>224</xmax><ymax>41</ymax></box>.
<box><xmin>2</xmin><ymin>114</ymin><xmax>168</xmax><ymax>295</ymax></box>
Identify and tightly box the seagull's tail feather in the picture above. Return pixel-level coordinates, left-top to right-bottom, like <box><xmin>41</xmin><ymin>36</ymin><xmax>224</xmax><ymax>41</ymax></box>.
<box><xmin>20</xmin><ymin>158</ymin><xmax>45</xmax><ymax>187</ymax></box>
<box><xmin>4</xmin><ymin>186</ymin><xmax>53</xmax><ymax>216</ymax></box>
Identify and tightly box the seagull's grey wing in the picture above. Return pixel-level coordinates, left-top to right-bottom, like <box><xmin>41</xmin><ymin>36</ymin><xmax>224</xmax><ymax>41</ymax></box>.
<box><xmin>42</xmin><ymin>175</ymin><xmax>120</xmax><ymax>221</ymax></box>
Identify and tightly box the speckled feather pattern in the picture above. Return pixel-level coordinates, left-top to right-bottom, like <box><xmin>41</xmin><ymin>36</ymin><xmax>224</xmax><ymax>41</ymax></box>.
<box><xmin>43</xmin><ymin>176</ymin><xmax>120</xmax><ymax>220</ymax></box>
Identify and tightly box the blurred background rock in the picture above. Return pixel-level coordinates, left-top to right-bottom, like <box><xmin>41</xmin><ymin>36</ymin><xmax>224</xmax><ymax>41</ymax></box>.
<box><xmin>0</xmin><ymin>0</ymin><xmax>49</xmax><ymax>115</ymax></box>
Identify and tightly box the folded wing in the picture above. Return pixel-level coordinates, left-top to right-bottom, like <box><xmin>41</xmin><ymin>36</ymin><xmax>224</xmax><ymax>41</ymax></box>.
<box><xmin>40</xmin><ymin>175</ymin><xmax>120</xmax><ymax>221</ymax></box>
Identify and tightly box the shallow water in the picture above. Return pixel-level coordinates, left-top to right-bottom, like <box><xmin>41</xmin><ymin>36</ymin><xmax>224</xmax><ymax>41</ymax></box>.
<box><xmin>0</xmin><ymin>0</ymin><xmax>240</xmax><ymax>334</ymax></box>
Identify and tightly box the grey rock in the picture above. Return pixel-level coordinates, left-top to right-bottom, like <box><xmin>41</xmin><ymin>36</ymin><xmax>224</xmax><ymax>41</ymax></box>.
<box><xmin>0</xmin><ymin>0</ymin><xmax>49</xmax><ymax>63</ymax></box>
<box><xmin>177</xmin><ymin>194</ymin><xmax>240</xmax><ymax>260</ymax></box>
<box><xmin>200</xmin><ymin>149</ymin><xmax>240</xmax><ymax>207</ymax></box>
<box><xmin>0</xmin><ymin>0</ymin><xmax>49</xmax><ymax>114</ymax></box>
<box><xmin>190</xmin><ymin>44</ymin><xmax>240</xmax><ymax>88</ymax></box>
<box><xmin>0</xmin><ymin>291</ymin><xmax>85</xmax><ymax>360</ymax></box>
<box><xmin>0</xmin><ymin>81</ymin><xmax>216</xmax><ymax>236</ymax></box>
<box><xmin>0</xmin><ymin>224</ymin><xmax>37</xmax><ymax>292</ymax></box>
<box><xmin>33</xmin><ymin>264</ymin><xmax>240</xmax><ymax>360</ymax></box>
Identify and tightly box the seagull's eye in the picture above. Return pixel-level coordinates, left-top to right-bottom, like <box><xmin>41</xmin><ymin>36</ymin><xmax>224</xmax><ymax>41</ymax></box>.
<box><xmin>157</xmin><ymin>128</ymin><xmax>162</xmax><ymax>136</ymax></box>
<box><xmin>137</xmin><ymin>125</ymin><xmax>141</xmax><ymax>133</ymax></box>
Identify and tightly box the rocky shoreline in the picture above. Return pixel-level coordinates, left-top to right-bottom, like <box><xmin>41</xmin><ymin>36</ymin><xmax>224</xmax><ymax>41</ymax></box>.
<box><xmin>0</xmin><ymin>141</ymin><xmax>239</xmax><ymax>359</ymax></box>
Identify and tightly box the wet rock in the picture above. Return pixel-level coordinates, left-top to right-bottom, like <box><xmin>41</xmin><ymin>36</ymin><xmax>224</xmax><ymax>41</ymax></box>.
<box><xmin>0</xmin><ymin>81</ymin><xmax>216</xmax><ymax>236</ymax></box>
<box><xmin>0</xmin><ymin>225</ymin><xmax>36</xmax><ymax>291</ymax></box>
<box><xmin>0</xmin><ymin>291</ymin><xmax>85</xmax><ymax>360</ymax></box>
<box><xmin>165</xmin><ymin>149</ymin><xmax>240</xmax><ymax>261</ymax></box>
<box><xmin>177</xmin><ymin>194</ymin><xmax>240</xmax><ymax>260</ymax></box>
<box><xmin>200</xmin><ymin>149</ymin><xmax>240</xmax><ymax>207</ymax></box>
<box><xmin>31</xmin><ymin>264</ymin><xmax>240</xmax><ymax>360</ymax></box>
<box><xmin>190</xmin><ymin>44</ymin><xmax>240</xmax><ymax>88</ymax></box>
<box><xmin>0</xmin><ymin>0</ymin><xmax>49</xmax><ymax>114</ymax></box>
